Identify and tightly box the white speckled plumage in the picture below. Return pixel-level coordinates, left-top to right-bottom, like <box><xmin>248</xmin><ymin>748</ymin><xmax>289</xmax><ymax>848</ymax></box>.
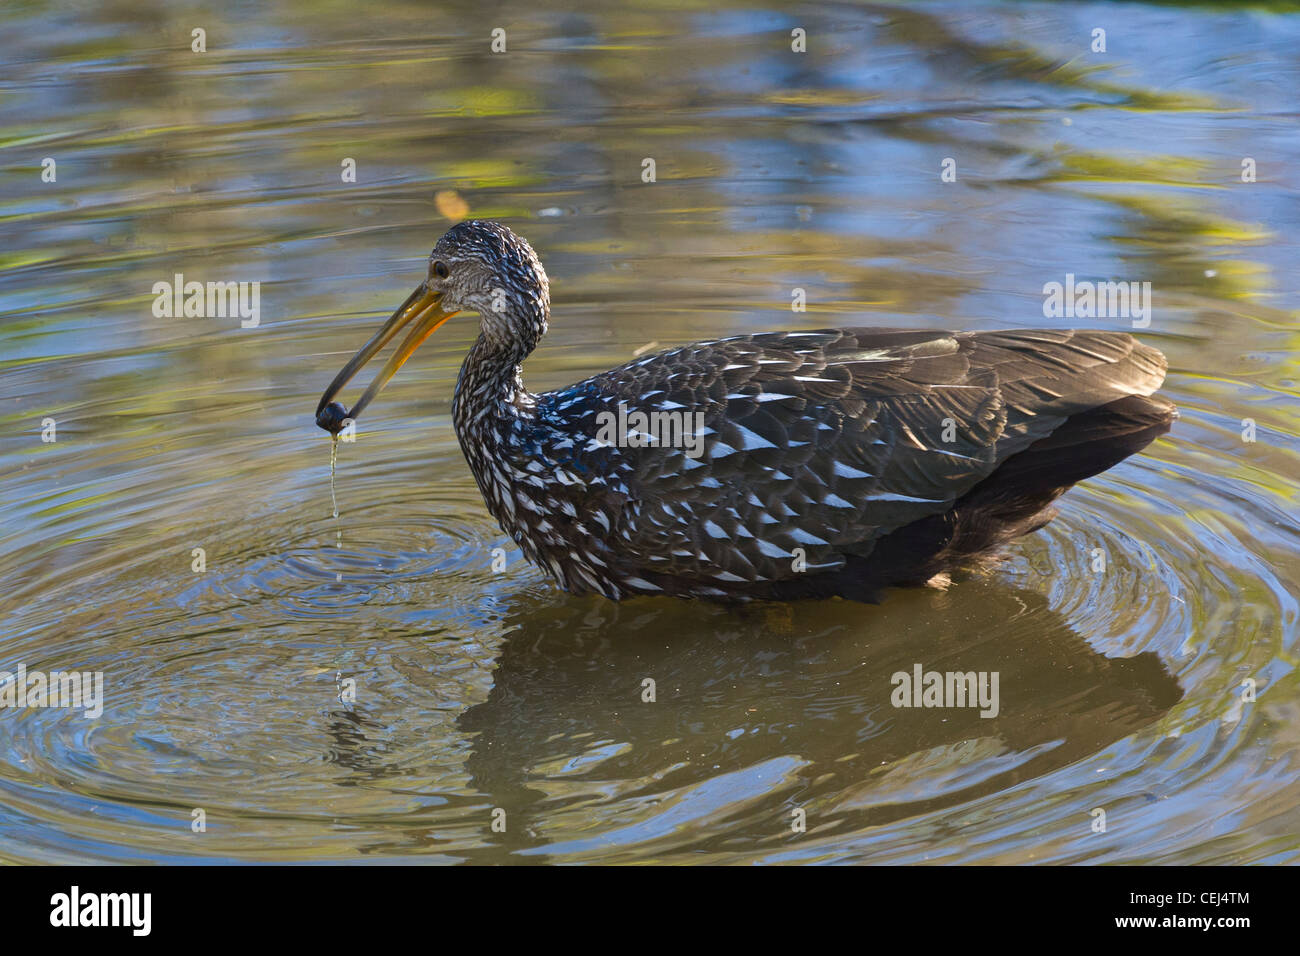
<box><xmin>419</xmin><ymin>222</ymin><xmax>1177</xmax><ymax>602</ymax></box>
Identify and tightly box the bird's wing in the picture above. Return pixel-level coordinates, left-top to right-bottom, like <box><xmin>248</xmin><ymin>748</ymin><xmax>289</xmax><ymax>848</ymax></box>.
<box><xmin>538</xmin><ymin>328</ymin><xmax>1166</xmax><ymax>589</ymax></box>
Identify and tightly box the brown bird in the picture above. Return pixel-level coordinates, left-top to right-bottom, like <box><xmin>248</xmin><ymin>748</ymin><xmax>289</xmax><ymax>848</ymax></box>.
<box><xmin>317</xmin><ymin>220</ymin><xmax>1175</xmax><ymax>602</ymax></box>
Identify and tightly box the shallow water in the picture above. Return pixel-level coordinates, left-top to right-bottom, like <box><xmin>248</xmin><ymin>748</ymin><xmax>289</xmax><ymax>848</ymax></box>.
<box><xmin>1</xmin><ymin>0</ymin><xmax>1298</xmax><ymax>863</ymax></box>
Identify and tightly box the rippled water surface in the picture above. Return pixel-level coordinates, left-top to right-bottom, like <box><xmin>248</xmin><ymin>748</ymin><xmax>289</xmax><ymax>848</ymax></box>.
<box><xmin>2</xmin><ymin>0</ymin><xmax>1299</xmax><ymax>863</ymax></box>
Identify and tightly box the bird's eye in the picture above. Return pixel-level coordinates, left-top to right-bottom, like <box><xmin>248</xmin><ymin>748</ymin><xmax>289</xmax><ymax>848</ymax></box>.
<box><xmin>433</xmin><ymin>260</ymin><xmax>450</xmax><ymax>279</ymax></box>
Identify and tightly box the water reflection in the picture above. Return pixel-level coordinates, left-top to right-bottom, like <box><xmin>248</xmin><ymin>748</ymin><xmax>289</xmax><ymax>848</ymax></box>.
<box><xmin>443</xmin><ymin>581</ymin><xmax>1182</xmax><ymax>862</ymax></box>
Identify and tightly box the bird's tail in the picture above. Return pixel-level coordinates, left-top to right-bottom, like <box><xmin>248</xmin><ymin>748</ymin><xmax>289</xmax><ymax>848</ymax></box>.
<box><xmin>940</xmin><ymin>392</ymin><xmax>1177</xmax><ymax>567</ymax></box>
<box><xmin>842</xmin><ymin>394</ymin><xmax>1176</xmax><ymax>600</ymax></box>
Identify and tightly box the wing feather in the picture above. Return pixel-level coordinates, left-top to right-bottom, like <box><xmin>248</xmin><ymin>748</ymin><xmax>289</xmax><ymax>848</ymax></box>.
<box><xmin>535</xmin><ymin>328</ymin><xmax>1166</xmax><ymax>589</ymax></box>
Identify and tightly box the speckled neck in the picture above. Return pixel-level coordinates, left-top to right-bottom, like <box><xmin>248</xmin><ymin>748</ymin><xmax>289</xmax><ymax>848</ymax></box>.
<box><xmin>453</xmin><ymin>333</ymin><xmax>536</xmax><ymax>429</ymax></box>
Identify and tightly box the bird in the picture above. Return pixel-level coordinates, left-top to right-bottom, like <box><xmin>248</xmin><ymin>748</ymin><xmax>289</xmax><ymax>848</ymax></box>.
<box><xmin>316</xmin><ymin>220</ymin><xmax>1175</xmax><ymax>603</ymax></box>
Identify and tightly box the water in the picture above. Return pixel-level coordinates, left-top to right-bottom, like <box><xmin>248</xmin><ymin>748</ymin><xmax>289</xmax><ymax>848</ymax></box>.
<box><xmin>2</xmin><ymin>0</ymin><xmax>1298</xmax><ymax>863</ymax></box>
<box><xmin>330</xmin><ymin>436</ymin><xmax>341</xmax><ymax>553</ymax></box>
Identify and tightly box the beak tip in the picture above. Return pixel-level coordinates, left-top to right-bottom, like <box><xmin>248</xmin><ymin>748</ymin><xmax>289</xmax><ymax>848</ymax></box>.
<box><xmin>313</xmin><ymin>283</ymin><xmax>450</xmax><ymax>433</ymax></box>
<box><xmin>316</xmin><ymin>401</ymin><xmax>350</xmax><ymax>435</ymax></box>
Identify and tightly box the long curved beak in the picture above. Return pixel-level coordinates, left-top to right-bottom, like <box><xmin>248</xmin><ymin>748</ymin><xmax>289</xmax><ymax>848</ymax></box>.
<box><xmin>315</xmin><ymin>283</ymin><xmax>458</xmax><ymax>433</ymax></box>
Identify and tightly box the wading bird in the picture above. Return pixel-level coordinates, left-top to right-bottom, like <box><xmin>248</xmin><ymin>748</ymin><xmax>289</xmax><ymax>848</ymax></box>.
<box><xmin>317</xmin><ymin>221</ymin><xmax>1174</xmax><ymax>602</ymax></box>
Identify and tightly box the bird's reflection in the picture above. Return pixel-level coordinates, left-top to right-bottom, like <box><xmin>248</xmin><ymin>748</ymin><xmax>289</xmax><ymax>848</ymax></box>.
<box><xmin>325</xmin><ymin>578</ymin><xmax>1182</xmax><ymax>861</ymax></box>
<box><xmin>451</xmin><ymin>578</ymin><xmax>1182</xmax><ymax>860</ymax></box>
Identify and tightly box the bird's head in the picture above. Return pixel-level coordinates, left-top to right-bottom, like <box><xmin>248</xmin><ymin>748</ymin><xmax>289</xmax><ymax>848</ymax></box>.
<box><xmin>316</xmin><ymin>220</ymin><xmax>549</xmax><ymax>434</ymax></box>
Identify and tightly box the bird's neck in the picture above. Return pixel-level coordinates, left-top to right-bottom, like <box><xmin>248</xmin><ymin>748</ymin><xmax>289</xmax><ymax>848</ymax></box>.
<box><xmin>452</xmin><ymin>332</ymin><xmax>537</xmax><ymax>442</ymax></box>
<box><xmin>452</xmin><ymin>333</ymin><xmax>540</xmax><ymax>538</ymax></box>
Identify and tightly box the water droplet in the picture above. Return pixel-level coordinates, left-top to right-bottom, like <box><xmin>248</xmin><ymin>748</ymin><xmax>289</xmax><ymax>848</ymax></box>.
<box><xmin>330</xmin><ymin>437</ymin><xmax>342</xmax><ymax>549</ymax></box>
